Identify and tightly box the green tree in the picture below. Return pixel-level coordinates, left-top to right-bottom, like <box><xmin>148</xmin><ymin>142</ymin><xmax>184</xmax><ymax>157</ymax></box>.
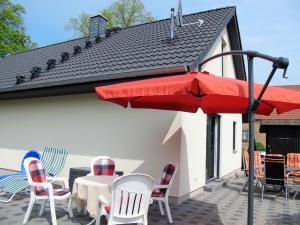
<box><xmin>65</xmin><ymin>0</ymin><xmax>156</xmax><ymax>37</ymax></box>
<box><xmin>65</xmin><ymin>12</ymin><xmax>91</xmax><ymax>37</ymax></box>
<box><xmin>0</xmin><ymin>0</ymin><xmax>36</xmax><ymax>58</ymax></box>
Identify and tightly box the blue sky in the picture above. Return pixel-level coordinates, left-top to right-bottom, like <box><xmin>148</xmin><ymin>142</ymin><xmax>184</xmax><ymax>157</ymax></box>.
<box><xmin>12</xmin><ymin>0</ymin><xmax>300</xmax><ymax>85</ymax></box>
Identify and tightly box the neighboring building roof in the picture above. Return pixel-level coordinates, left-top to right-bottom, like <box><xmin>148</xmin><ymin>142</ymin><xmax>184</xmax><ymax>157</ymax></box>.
<box><xmin>257</xmin><ymin>85</ymin><xmax>300</xmax><ymax>125</ymax></box>
<box><xmin>0</xmin><ymin>6</ymin><xmax>245</xmax><ymax>100</ymax></box>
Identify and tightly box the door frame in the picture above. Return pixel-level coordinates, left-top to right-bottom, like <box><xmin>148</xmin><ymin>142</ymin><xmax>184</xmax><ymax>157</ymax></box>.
<box><xmin>206</xmin><ymin>114</ymin><xmax>221</xmax><ymax>182</ymax></box>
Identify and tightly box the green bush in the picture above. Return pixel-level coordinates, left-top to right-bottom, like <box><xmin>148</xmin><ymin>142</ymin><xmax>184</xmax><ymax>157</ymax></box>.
<box><xmin>255</xmin><ymin>142</ymin><xmax>266</xmax><ymax>151</ymax></box>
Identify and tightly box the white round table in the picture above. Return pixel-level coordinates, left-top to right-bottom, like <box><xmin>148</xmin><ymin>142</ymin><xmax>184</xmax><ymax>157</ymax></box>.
<box><xmin>72</xmin><ymin>175</ymin><xmax>119</xmax><ymax>217</ymax></box>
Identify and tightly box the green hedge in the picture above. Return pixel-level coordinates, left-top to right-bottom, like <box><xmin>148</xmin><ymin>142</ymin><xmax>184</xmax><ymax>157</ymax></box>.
<box><xmin>255</xmin><ymin>142</ymin><xmax>266</xmax><ymax>151</ymax></box>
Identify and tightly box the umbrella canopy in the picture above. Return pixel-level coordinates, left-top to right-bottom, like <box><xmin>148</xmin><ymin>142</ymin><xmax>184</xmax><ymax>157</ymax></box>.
<box><xmin>95</xmin><ymin>71</ymin><xmax>300</xmax><ymax>115</ymax></box>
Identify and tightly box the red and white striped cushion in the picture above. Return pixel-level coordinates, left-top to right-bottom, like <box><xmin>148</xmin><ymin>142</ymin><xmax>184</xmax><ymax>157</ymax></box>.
<box><xmin>288</xmin><ymin>153</ymin><xmax>300</xmax><ymax>177</ymax></box>
<box><xmin>29</xmin><ymin>160</ymin><xmax>48</xmax><ymax>195</ymax></box>
<box><xmin>160</xmin><ymin>163</ymin><xmax>175</xmax><ymax>185</ymax></box>
<box><xmin>154</xmin><ymin>163</ymin><xmax>176</xmax><ymax>196</ymax></box>
<box><xmin>37</xmin><ymin>188</ymin><xmax>70</xmax><ymax>196</ymax></box>
<box><xmin>94</xmin><ymin>159</ymin><xmax>115</xmax><ymax>176</ymax></box>
<box><xmin>104</xmin><ymin>204</ymin><xmax>111</xmax><ymax>213</ymax></box>
<box><xmin>152</xmin><ymin>190</ymin><xmax>165</xmax><ymax>197</ymax></box>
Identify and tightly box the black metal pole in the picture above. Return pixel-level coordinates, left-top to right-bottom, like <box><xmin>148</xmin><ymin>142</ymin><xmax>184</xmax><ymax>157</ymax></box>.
<box><xmin>247</xmin><ymin>56</ymin><xmax>255</xmax><ymax>225</ymax></box>
<box><xmin>252</xmin><ymin>67</ymin><xmax>277</xmax><ymax>111</ymax></box>
<box><xmin>198</xmin><ymin>50</ymin><xmax>289</xmax><ymax>225</ymax></box>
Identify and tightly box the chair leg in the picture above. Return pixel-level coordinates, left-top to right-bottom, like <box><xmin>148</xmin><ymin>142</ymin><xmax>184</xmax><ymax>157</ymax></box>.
<box><xmin>293</xmin><ymin>190</ymin><xmax>298</xmax><ymax>199</ymax></box>
<box><xmin>143</xmin><ymin>215</ymin><xmax>148</xmax><ymax>225</ymax></box>
<box><xmin>68</xmin><ymin>197</ymin><xmax>73</xmax><ymax>218</ymax></box>
<box><xmin>23</xmin><ymin>195</ymin><xmax>35</xmax><ymax>224</ymax></box>
<box><xmin>164</xmin><ymin>198</ymin><xmax>173</xmax><ymax>224</ymax></box>
<box><xmin>0</xmin><ymin>193</ymin><xmax>15</xmax><ymax>203</ymax></box>
<box><xmin>240</xmin><ymin>177</ymin><xmax>248</xmax><ymax>192</ymax></box>
<box><xmin>255</xmin><ymin>179</ymin><xmax>259</xmax><ymax>189</ymax></box>
<box><xmin>95</xmin><ymin>199</ymin><xmax>101</xmax><ymax>225</ymax></box>
<box><xmin>158</xmin><ymin>201</ymin><xmax>164</xmax><ymax>215</ymax></box>
<box><xmin>39</xmin><ymin>199</ymin><xmax>48</xmax><ymax>216</ymax></box>
<box><xmin>49</xmin><ymin>198</ymin><xmax>57</xmax><ymax>225</ymax></box>
<box><xmin>95</xmin><ymin>216</ymin><xmax>101</xmax><ymax>225</ymax></box>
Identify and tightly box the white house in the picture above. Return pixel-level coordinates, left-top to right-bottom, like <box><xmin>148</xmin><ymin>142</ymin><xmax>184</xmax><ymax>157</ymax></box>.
<box><xmin>0</xmin><ymin>6</ymin><xmax>245</xmax><ymax>203</ymax></box>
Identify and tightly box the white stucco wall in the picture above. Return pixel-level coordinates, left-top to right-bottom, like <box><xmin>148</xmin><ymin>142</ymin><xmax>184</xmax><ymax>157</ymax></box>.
<box><xmin>177</xmin><ymin>28</ymin><xmax>242</xmax><ymax>197</ymax></box>
<box><xmin>0</xmin><ymin>28</ymin><xmax>242</xmax><ymax>199</ymax></box>
<box><xmin>203</xmin><ymin>28</ymin><xmax>242</xmax><ymax>178</ymax></box>
<box><xmin>0</xmin><ymin>95</ymin><xmax>181</xmax><ymax>196</ymax></box>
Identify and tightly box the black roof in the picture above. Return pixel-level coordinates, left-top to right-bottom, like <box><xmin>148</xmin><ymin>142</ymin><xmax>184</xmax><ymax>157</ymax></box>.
<box><xmin>0</xmin><ymin>6</ymin><xmax>245</xmax><ymax>100</ymax></box>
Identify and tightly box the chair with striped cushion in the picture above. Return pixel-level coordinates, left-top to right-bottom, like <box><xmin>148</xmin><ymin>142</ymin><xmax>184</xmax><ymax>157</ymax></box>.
<box><xmin>286</xmin><ymin>153</ymin><xmax>300</xmax><ymax>198</ymax></box>
<box><xmin>254</xmin><ymin>151</ymin><xmax>264</xmax><ymax>180</ymax></box>
<box><xmin>23</xmin><ymin>158</ymin><xmax>72</xmax><ymax>225</ymax></box>
<box><xmin>90</xmin><ymin>156</ymin><xmax>115</xmax><ymax>176</ymax></box>
<box><xmin>151</xmin><ymin>163</ymin><xmax>178</xmax><ymax>224</ymax></box>
<box><xmin>0</xmin><ymin>148</ymin><xmax>67</xmax><ymax>203</ymax></box>
<box><xmin>240</xmin><ymin>150</ymin><xmax>249</xmax><ymax>192</ymax></box>
<box><xmin>96</xmin><ymin>174</ymin><xmax>154</xmax><ymax>225</ymax></box>
<box><xmin>240</xmin><ymin>151</ymin><xmax>264</xmax><ymax>193</ymax></box>
<box><xmin>0</xmin><ymin>150</ymin><xmax>40</xmax><ymax>203</ymax></box>
<box><xmin>287</xmin><ymin>153</ymin><xmax>300</xmax><ymax>177</ymax></box>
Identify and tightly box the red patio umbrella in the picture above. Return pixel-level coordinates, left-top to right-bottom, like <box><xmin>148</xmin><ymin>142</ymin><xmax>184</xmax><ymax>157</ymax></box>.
<box><xmin>95</xmin><ymin>50</ymin><xmax>295</xmax><ymax>225</ymax></box>
<box><xmin>95</xmin><ymin>71</ymin><xmax>300</xmax><ymax>116</ymax></box>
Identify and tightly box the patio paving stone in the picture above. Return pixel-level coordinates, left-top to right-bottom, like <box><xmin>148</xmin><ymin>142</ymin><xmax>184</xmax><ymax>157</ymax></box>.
<box><xmin>1</xmin><ymin>175</ymin><xmax>300</xmax><ymax>224</ymax></box>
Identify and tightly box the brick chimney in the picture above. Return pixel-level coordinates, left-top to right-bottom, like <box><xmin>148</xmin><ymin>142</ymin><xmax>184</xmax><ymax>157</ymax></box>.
<box><xmin>89</xmin><ymin>15</ymin><xmax>108</xmax><ymax>41</ymax></box>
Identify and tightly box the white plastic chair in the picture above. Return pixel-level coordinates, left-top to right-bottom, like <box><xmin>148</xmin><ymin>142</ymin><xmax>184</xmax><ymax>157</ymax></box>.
<box><xmin>95</xmin><ymin>173</ymin><xmax>154</xmax><ymax>225</ymax></box>
<box><xmin>151</xmin><ymin>163</ymin><xmax>178</xmax><ymax>224</ymax></box>
<box><xmin>89</xmin><ymin>156</ymin><xmax>116</xmax><ymax>176</ymax></box>
<box><xmin>22</xmin><ymin>158</ymin><xmax>73</xmax><ymax>225</ymax></box>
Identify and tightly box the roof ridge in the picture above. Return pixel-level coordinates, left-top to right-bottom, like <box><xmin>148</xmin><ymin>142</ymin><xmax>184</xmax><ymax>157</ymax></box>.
<box><xmin>119</xmin><ymin>6</ymin><xmax>236</xmax><ymax>30</ymax></box>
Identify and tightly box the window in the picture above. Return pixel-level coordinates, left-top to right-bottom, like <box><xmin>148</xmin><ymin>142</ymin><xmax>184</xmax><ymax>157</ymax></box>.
<box><xmin>233</xmin><ymin>121</ymin><xmax>236</xmax><ymax>151</ymax></box>
<box><xmin>242</xmin><ymin>129</ymin><xmax>249</xmax><ymax>141</ymax></box>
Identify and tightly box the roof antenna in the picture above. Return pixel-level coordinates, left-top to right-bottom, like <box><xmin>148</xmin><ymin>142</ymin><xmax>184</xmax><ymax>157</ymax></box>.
<box><xmin>170</xmin><ymin>8</ymin><xmax>176</xmax><ymax>40</ymax></box>
<box><xmin>177</xmin><ymin>0</ymin><xmax>183</xmax><ymax>27</ymax></box>
<box><xmin>176</xmin><ymin>0</ymin><xmax>204</xmax><ymax>27</ymax></box>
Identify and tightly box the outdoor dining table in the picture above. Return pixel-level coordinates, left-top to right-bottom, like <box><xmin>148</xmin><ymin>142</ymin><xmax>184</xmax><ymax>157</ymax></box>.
<box><xmin>72</xmin><ymin>174</ymin><xmax>119</xmax><ymax>217</ymax></box>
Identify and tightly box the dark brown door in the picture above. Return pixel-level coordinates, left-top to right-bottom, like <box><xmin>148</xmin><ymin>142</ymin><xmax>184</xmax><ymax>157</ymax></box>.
<box><xmin>206</xmin><ymin>115</ymin><xmax>220</xmax><ymax>181</ymax></box>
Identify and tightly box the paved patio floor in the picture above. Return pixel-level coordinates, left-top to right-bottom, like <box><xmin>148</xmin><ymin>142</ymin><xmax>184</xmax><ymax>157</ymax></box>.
<box><xmin>1</xmin><ymin>175</ymin><xmax>300</xmax><ymax>225</ymax></box>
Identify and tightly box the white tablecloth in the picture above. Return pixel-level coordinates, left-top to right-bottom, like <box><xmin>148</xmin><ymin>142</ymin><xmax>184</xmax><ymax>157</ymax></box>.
<box><xmin>72</xmin><ymin>175</ymin><xmax>118</xmax><ymax>217</ymax></box>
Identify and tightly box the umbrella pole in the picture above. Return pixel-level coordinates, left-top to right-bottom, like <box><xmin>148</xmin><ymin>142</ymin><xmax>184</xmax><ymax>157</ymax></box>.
<box><xmin>198</xmin><ymin>50</ymin><xmax>289</xmax><ymax>225</ymax></box>
<box><xmin>247</xmin><ymin>56</ymin><xmax>255</xmax><ymax>225</ymax></box>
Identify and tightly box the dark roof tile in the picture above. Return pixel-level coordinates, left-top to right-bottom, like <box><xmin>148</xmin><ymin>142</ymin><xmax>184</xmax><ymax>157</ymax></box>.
<box><xmin>0</xmin><ymin>6</ymin><xmax>242</xmax><ymax>94</ymax></box>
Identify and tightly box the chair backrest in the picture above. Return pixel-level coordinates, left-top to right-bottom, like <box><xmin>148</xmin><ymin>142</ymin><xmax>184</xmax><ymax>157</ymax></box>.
<box><xmin>21</xmin><ymin>150</ymin><xmax>41</xmax><ymax>173</ymax></box>
<box><xmin>243</xmin><ymin>150</ymin><xmax>249</xmax><ymax>176</ymax></box>
<box><xmin>159</xmin><ymin>163</ymin><xmax>178</xmax><ymax>195</ymax></box>
<box><xmin>24</xmin><ymin>158</ymin><xmax>47</xmax><ymax>195</ymax></box>
<box><xmin>91</xmin><ymin>156</ymin><xmax>115</xmax><ymax>176</ymax></box>
<box><xmin>287</xmin><ymin>153</ymin><xmax>300</xmax><ymax>167</ymax></box>
<box><xmin>243</xmin><ymin>151</ymin><xmax>263</xmax><ymax>178</ymax></box>
<box><xmin>41</xmin><ymin>147</ymin><xmax>68</xmax><ymax>177</ymax></box>
<box><xmin>109</xmin><ymin>174</ymin><xmax>154</xmax><ymax>224</ymax></box>
<box><xmin>254</xmin><ymin>151</ymin><xmax>263</xmax><ymax>168</ymax></box>
<box><xmin>264</xmin><ymin>154</ymin><xmax>286</xmax><ymax>186</ymax></box>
